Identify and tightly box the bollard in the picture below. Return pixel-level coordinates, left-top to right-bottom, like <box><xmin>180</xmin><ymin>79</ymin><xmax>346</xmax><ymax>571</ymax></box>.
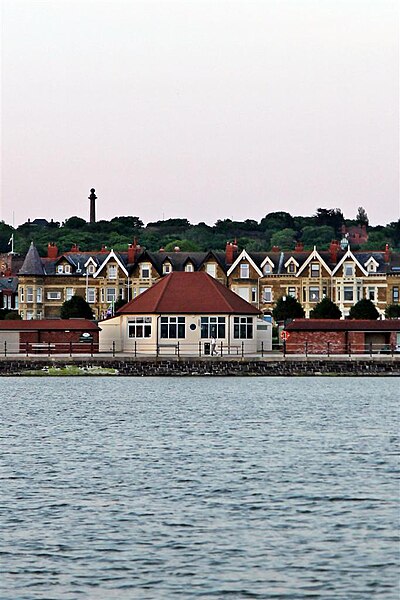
<box><xmin>261</xmin><ymin>341</ymin><xmax>264</xmax><ymax>358</ymax></box>
<box><xmin>4</xmin><ymin>340</ymin><xmax>6</xmax><ymax>358</ymax></box>
<box><xmin>305</xmin><ymin>341</ymin><xmax>308</xmax><ymax>357</ymax></box>
<box><xmin>327</xmin><ymin>341</ymin><xmax>330</xmax><ymax>357</ymax></box>
<box><xmin>198</xmin><ymin>341</ymin><xmax>201</xmax><ymax>357</ymax></box>
<box><xmin>177</xmin><ymin>341</ymin><xmax>180</xmax><ymax>358</ymax></box>
<box><xmin>26</xmin><ymin>342</ymin><xmax>29</xmax><ymax>357</ymax></box>
<box><xmin>70</xmin><ymin>341</ymin><xmax>73</xmax><ymax>357</ymax></box>
<box><xmin>220</xmin><ymin>341</ymin><xmax>223</xmax><ymax>357</ymax></box>
<box><xmin>112</xmin><ymin>341</ymin><xmax>115</xmax><ymax>357</ymax></box>
<box><xmin>48</xmin><ymin>341</ymin><xmax>51</xmax><ymax>357</ymax></box>
<box><xmin>134</xmin><ymin>340</ymin><xmax>137</xmax><ymax>357</ymax></box>
<box><xmin>241</xmin><ymin>341</ymin><xmax>244</xmax><ymax>358</ymax></box>
<box><xmin>283</xmin><ymin>340</ymin><xmax>286</xmax><ymax>357</ymax></box>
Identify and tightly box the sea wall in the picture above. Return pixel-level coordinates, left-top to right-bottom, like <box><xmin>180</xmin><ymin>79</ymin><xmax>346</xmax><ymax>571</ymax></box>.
<box><xmin>0</xmin><ymin>356</ymin><xmax>399</xmax><ymax>376</ymax></box>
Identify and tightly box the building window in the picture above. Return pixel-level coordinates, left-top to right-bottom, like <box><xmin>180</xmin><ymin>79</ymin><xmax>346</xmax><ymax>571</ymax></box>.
<box><xmin>200</xmin><ymin>317</ymin><xmax>226</xmax><ymax>339</ymax></box>
<box><xmin>309</xmin><ymin>287</ymin><xmax>320</xmax><ymax>302</ymax></box>
<box><xmin>140</xmin><ymin>264</ymin><xmax>151</xmax><ymax>279</ymax></box>
<box><xmin>240</xmin><ymin>263</ymin><xmax>249</xmax><ymax>278</ymax></box>
<box><xmin>106</xmin><ymin>288</ymin><xmax>116</xmax><ymax>303</ymax></box>
<box><xmin>233</xmin><ymin>316</ymin><xmax>253</xmax><ymax>339</ymax></box>
<box><xmin>128</xmin><ymin>317</ymin><xmax>152</xmax><ymax>338</ymax></box>
<box><xmin>139</xmin><ymin>287</ymin><xmax>148</xmax><ymax>295</ymax></box>
<box><xmin>20</xmin><ymin>287</ymin><xmax>24</xmax><ymax>303</ymax></box>
<box><xmin>66</xmin><ymin>287</ymin><xmax>74</xmax><ymax>301</ymax></box>
<box><xmin>287</xmin><ymin>262</ymin><xmax>296</xmax><ymax>274</ymax></box>
<box><xmin>310</xmin><ymin>263</ymin><xmax>320</xmax><ymax>278</ymax></box>
<box><xmin>205</xmin><ymin>263</ymin><xmax>216</xmax><ymax>278</ymax></box>
<box><xmin>64</xmin><ymin>264</ymin><xmax>71</xmax><ymax>274</ymax></box>
<box><xmin>160</xmin><ymin>316</ymin><xmax>185</xmax><ymax>339</ymax></box>
<box><xmin>263</xmin><ymin>263</ymin><xmax>272</xmax><ymax>274</ymax></box>
<box><xmin>26</xmin><ymin>310</ymin><xmax>34</xmax><ymax>320</ymax></box>
<box><xmin>393</xmin><ymin>287</ymin><xmax>399</xmax><ymax>303</ymax></box>
<box><xmin>185</xmin><ymin>263</ymin><xmax>194</xmax><ymax>272</ymax></box>
<box><xmin>288</xmin><ymin>287</ymin><xmax>296</xmax><ymax>298</ymax></box>
<box><xmin>108</xmin><ymin>265</ymin><xmax>117</xmax><ymax>279</ymax></box>
<box><xmin>87</xmin><ymin>288</ymin><xmax>96</xmax><ymax>303</ymax></box>
<box><xmin>36</xmin><ymin>288</ymin><xmax>42</xmax><ymax>303</ymax></box>
<box><xmin>251</xmin><ymin>287</ymin><xmax>257</xmax><ymax>302</ymax></box>
<box><xmin>47</xmin><ymin>291</ymin><xmax>62</xmax><ymax>300</ymax></box>
<box><xmin>367</xmin><ymin>263</ymin><xmax>376</xmax><ymax>273</ymax></box>
<box><xmin>343</xmin><ymin>286</ymin><xmax>354</xmax><ymax>301</ymax></box>
<box><xmin>367</xmin><ymin>287</ymin><xmax>375</xmax><ymax>301</ymax></box>
<box><xmin>163</xmin><ymin>263</ymin><xmax>172</xmax><ymax>274</ymax></box>
<box><xmin>57</xmin><ymin>265</ymin><xmax>64</xmax><ymax>274</ymax></box>
<box><xmin>26</xmin><ymin>287</ymin><xmax>34</xmax><ymax>303</ymax></box>
<box><xmin>344</xmin><ymin>263</ymin><xmax>354</xmax><ymax>277</ymax></box>
<box><xmin>88</xmin><ymin>264</ymin><xmax>95</xmax><ymax>274</ymax></box>
<box><xmin>263</xmin><ymin>287</ymin><xmax>272</xmax><ymax>303</ymax></box>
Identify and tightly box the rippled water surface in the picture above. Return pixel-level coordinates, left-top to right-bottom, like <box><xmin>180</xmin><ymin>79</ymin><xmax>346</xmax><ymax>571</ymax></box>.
<box><xmin>1</xmin><ymin>377</ymin><xmax>399</xmax><ymax>599</ymax></box>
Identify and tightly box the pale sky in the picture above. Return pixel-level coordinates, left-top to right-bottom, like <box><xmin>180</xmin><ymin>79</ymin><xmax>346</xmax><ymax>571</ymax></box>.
<box><xmin>1</xmin><ymin>0</ymin><xmax>399</xmax><ymax>227</ymax></box>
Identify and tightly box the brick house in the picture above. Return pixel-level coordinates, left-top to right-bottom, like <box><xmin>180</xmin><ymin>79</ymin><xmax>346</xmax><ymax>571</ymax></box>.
<box><xmin>283</xmin><ymin>319</ymin><xmax>400</xmax><ymax>355</ymax></box>
<box><xmin>0</xmin><ymin>319</ymin><xmax>99</xmax><ymax>354</ymax></box>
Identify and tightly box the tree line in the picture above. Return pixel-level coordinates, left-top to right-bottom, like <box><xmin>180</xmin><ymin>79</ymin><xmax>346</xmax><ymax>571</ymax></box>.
<box><xmin>1</xmin><ymin>207</ymin><xmax>399</xmax><ymax>255</ymax></box>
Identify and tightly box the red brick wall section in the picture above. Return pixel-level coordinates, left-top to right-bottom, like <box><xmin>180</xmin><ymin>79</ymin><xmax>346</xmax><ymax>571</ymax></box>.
<box><xmin>19</xmin><ymin>330</ymin><xmax>99</xmax><ymax>354</ymax></box>
<box><xmin>286</xmin><ymin>331</ymin><xmax>347</xmax><ymax>354</ymax></box>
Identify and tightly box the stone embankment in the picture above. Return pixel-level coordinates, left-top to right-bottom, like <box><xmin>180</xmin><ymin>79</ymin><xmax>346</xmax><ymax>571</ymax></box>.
<box><xmin>0</xmin><ymin>355</ymin><xmax>399</xmax><ymax>376</ymax></box>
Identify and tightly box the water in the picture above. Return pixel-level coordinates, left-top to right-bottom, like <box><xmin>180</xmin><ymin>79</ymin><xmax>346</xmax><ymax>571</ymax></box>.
<box><xmin>0</xmin><ymin>377</ymin><xmax>398</xmax><ymax>599</ymax></box>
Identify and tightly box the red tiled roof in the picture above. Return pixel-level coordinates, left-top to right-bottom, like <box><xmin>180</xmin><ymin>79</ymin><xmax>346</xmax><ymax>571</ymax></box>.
<box><xmin>286</xmin><ymin>319</ymin><xmax>400</xmax><ymax>332</ymax></box>
<box><xmin>0</xmin><ymin>319</ymin><xmax>99</xmax><ymax>331</ymax></box>
<box><xmin>117</xmin><ymin>272</ymin><xmax>261</xmax><ymax>315</ymax></box>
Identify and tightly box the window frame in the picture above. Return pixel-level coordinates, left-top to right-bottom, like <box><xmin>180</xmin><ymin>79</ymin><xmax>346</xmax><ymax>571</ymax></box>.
<box><xmin>160</xmin><ymin>316</ymin><xmax>186</xmax><ymax>339</ymax></box>
<box><xmin>200</xmin><ymin>316</ymin><xmax>226</xmax><ymax>339</ymax></box>
<box><xmin>128</xmin><ymin>317</ymin><xmax>152</xmax><ymax>338</ymax></box>
<box><xmin>233</xmin><ymin>316</ymin><xmax>253</xmax><ymax>339</ymax></box>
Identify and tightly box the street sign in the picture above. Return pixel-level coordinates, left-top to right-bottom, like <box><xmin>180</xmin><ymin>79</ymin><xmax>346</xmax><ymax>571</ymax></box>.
<box><xmin>280</xmin><ymin>330</ymin><xmax>290</xmax><ymax>341</ymax></box>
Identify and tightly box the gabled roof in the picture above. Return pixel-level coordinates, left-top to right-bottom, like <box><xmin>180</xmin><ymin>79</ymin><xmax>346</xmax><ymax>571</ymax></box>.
<box><xmin>18</xmin><ymin>242</ymin><xmax>46</xmax><ymax>276</ymax></box>
<box><xmin>227</xmin><ymin>250</ymin><xmax>263</xmax><ymax>277</ymax></box>
<box><xmin>116</xmin><ymin>272</ymin><xmax>261</xmax><ymax>315</ymax></box>
<box><xmin>93</xmin><ymin>249</ymin><xmax>128</xmax><ymax>277</ymax></box>
<box><xmin>286</xmin><ymin>319</ymin><xmax>400</xmax><ymax>332</ymax></box>
<box><xmin>296</xmin><ymin>247</ymin><xmax>332</xmax><ymax>277</ymax></box>
<box><xmin>331</xmin><ymin>249</ymin><xmax>368</xmax><ymax>276</ymax></box>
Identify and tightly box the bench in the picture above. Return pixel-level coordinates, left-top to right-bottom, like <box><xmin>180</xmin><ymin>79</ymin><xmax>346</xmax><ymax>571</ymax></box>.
<box><xmin>30</xmin><ymin>343</ymin><xmax>56</xmax><ymax>353</ymax></box>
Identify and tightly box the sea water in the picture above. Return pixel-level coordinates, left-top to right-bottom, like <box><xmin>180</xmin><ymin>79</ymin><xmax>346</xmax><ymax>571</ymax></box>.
<box><xmin>0</xmin><ymin>377</ymin><xmax>398</xmax><ymax>599</ymax></box>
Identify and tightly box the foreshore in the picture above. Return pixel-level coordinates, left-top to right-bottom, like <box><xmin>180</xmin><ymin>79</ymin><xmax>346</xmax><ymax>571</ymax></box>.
<box><xmin>0</xmin><ymin>354</ymin><xmax>399</xmax><ymax>376</ymax></box>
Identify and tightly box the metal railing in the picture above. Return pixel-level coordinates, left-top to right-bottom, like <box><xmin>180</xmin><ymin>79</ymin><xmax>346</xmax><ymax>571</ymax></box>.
<box><xmin>0</xmin><ymin>339</ymin><xmax>398</xmax><ymax>358</ymax></box>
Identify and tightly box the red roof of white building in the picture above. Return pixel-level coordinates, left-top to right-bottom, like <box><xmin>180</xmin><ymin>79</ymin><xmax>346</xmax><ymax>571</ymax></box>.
<box><xmin>117</xmin><ymin>272</ymin><xmax>260</xmax><ymax>315</ymax></box>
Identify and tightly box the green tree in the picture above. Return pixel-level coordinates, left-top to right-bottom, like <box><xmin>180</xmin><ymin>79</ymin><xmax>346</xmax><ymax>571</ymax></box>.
<box><xmin>356</xmin><ymin>206</ymin><xmax>369</xmax><ymax>226</ymax></box>
<box><xmin>114</xmin><ymin>297</ymin><xmax>128</xmax><ymax>312</ymax></box>
<box><xmin>310</xmin><ymin>297</ymin><xmax>342</xmax><ymax>319</ymax></box>
<box><xmin>272</xmin><ymin>295</ymin><xmax>305</xmax><ymax>322</ymax></box>
<box><xmin>60</xmin><ymin>295</ymin><xmax>94</xmax><ymax>319</ymax></box>
<box><xmin>270</xmin><ymin>228</ymin><xmax>296</xmax><ymax>250</ymax></box>
<box><xmin>63</xmin><ymin>216</ymin><xmax>87</xmax><ymax>228</ymax></box>
<box><xmin>4</xmin><ymin>311</ymin><xmax>22</xmax><ymax>320</ymax></box>
<box><xmin>349</xmin><ymin>299</ymin><xmax>379</xmax><ymax>320</ymax></box>
<box><xmin>164</xmin><ymin>239</ymin><xmax>200</xmax><ymax>252</ymax></box>
<box><xmin>385</xmin><ymin>304</ymin><xmax>400</xmax><ymax>319</ymax></box>
<box><xmin>301</xmin><ymin>225</ymin><xmax>335</xmax><ymax>248</ymax></box>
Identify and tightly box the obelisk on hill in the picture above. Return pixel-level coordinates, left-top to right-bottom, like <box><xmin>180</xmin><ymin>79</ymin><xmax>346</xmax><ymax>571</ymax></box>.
<box><xmin>89</xmin><ymin>188</ymin><xmax>97</xmax><ymax>223</ymax></box>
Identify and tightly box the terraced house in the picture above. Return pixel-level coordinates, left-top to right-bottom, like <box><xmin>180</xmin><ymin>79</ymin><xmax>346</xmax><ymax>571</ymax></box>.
<box><xmin>17</xmin><ymin>239</ymin><xmax>400</xmax><ymax>320</ymax></box>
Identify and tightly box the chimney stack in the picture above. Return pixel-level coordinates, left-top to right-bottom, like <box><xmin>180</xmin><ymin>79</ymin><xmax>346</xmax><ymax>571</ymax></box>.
<box><xmin>71</xmin><ymin>244</ymin><xmax>79</xmax><ymax>253</ymax></box>
<box><xmin>329</xmin><ymin>240</ymin><xmax>339</xmax><ymax>264</ymax></box>
<box><xmin>128</xmin><ymin>239</ymin><xmax>141</xmax><ymax>263</ymax></box>
<box><xmin>47</xmin><ymin>242</ymin><xmax>58</xmax><ymax>259</ymax></box>
<box><xmin>89</xmin><ymin>188</ymin><xmax>97</xmax><ymax>223</ymax></box>
<box><xmin>384</xmin><ymin>243</ymin><xmax>391</xmax><ymax>264</ymax></box>
<box><xmin>271</xmin><ymin>245</ymin><xmax>280</xmax><ymax>252</ymax></box>
<box><xmin>295</xmin><ymin>241</ymin><xmax>304</xmax><ymax>252</ymax></box>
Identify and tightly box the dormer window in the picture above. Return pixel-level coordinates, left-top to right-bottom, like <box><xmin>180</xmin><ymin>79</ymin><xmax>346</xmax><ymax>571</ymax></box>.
<box><xmin>185</xmin><ymin>263</ymin><xmax>194</xmax><ymax>272</ymax></box>
<box><xmin>344</xmin><ymin>263</ymin><xmax>354</xmax><ymax>277</ymax></box>
<box><xmin>163</xmin><ymin>263</ymin><xmax>172</xmax><ymax>274</ymax></box>
<box><xmin>368</xmin><ymin>263</ymin><xmax>376</xmax><ymax>273</ymax></box>
<box><xmin>240</xmin><ymin>263</ymin><xmax>249</xmax><ymax>278</ymax></box>
<box><xmin>141</xmin><ymin>263</ymin><xmax>151</xmax><ymax>279</ymax></box>
<box><xmin>108</xmin><ymin>264</ymin><xmax>117</xmax><ymax>279</ymax></box>
<box><xmin>64</xmin><ymin>264</ymin><xmax>71</xmax><ymax>274</ymax></box>
<box><xmin>88</xmin><ymin>264</ymin><xmax>95</xmax><ymax>274</ymax></box>
<box><xmin>205</xmin><ymin>263</ymin><xmax>216</xmax><ymax>278</ymax></box>
<box><xmin>287</xmin><ymin>262</ymin><xmax>296</xmax><ymax>274</ymax></box>
<box><xmin>57</xmin><ymin>265</ymin><xmax>63</xmax><ymax>274</ymax></box>
<box><xmin>310</xmin><ymin>263</ymin><xmax>320</xmax><ymax>278</ymax></box>
<box><xmin>263</xmin><ymin>263</ymin><xmax>272</xmax><ymax>274</ymax></box>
